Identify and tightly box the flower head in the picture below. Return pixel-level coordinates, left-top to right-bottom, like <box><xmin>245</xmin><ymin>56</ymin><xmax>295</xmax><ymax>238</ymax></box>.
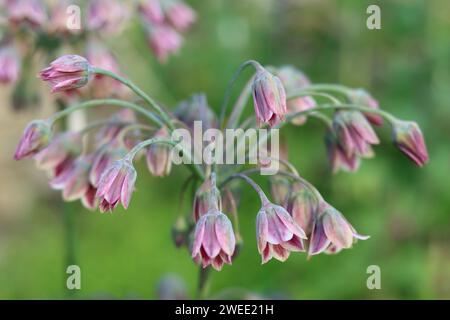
<box><xmin>14</xmin><ymin>120</ymin><xmax>52</xmax><ymax>160</ymax></box>
<box><xmin>286</xmin><ymin>183</ymin><xmax>319</xmax><ymax>236</ymax></box>
<box><xmin>333</xmin><ymin>110</ymin><xmax>379</xmax><ymax>158</ymax></box>
<box><xmin>257</xmin><ymin>202</ymin><xmax>307</xmax><ymax>264</ymax></box>
<box><xmin>146</xmin><ymin>127</ymin><xmax>173</xmax><ymax>177</ymax></box>
<box><xmin>308</xmin><ymin>203</ymin><xmax>369</xmax><ymax>256</ymax></box>
<box><xmin>349</xmin><ymin>89</ymin><xmax>383</xmax><ymax>126</ymax></box>
<box><xmin>252</xmin><ymin>67</ymin><xmax>287</xmax><ymax>127</ymax></box>
<box><xmin>148</xmin><ymin>25</ymin><xmax>183</xmax><ymax>63</ymax></box>
<box><xmin>166</xmin><ymin>1</ymin><xmax>197</xmax><ymax>31</ymax></box>
<box><xmin>0</xmin><ymin>46</ymin><xmax>21</xmax><ymax>85</ymax></box>
<box><xmin>325</xmin><ymin>129</ymin><xmax>361</xmax><ymax>173</ymax></box>
<box><xmin>191</xmin><ymin>210</ymin><xmax>236</xmax><ymax>271</ymax></box>
<box><xmin>392</xmin><ymin>120</ymin><xmax>429</xmax><ymax>167</ymax></box>
<box><xmin>38</xmin><ymin>55</ymin><xmax>91</xmax><ymax>93</ymax></box>
<box><xmin>96</xmin><ymin>159</ymin><xmax>137</xmax><ymax>212</ymax></box>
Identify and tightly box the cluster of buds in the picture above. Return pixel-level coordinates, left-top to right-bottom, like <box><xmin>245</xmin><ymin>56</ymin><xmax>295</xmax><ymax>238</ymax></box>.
<box><xmin>14</xmin><ymin>55</ymin><xmax>429</xmax><ymax>276</ymax></box>
<box><xmin>138</xmin><ymin>0</ymin><xmax>197</xmax><ymax>63</ymax></box>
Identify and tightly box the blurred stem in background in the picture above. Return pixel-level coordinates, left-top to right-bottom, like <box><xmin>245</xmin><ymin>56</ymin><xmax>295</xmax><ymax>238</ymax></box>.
<box><xmin>62</xmin><ymin>202</ymin><xmax>77</xmax><ymax>298</ymax></box>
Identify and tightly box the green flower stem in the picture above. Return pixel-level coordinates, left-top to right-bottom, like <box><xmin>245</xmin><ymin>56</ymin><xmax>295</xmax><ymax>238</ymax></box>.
<box><xmin>49</xmin><ymin>99</ymin><xmax>164</xmax><ymax>127</ymax></box>
<box><xmin>219</xmin><ymin>60</ymin><xmax>261</xmax><ymax>128</ymax></box>
<box><xmin>91</xmin><ymin>67</ymin><xmax>175</xmax><ymax>130</ymax></box>
<box><xmin>298</xmin><ymin>83</ymin><xmax>353</xmax><ymax>96</ymax></box>
<box><xmin>116</xmin><ymin>123</ymin><xmax>155</xmax><ymax>144</ymax></box>
<box><xmin>126</xmin><ymin>137</ymin><xmax>204</xmax><ymax>180</ymax></box>
<box><xmin>226</xmin><ymin>77</ymin><xmax>254</xmax><ymax>129</ymax></box>
<box><xmin>196</xmin><ymin>267</ymin><xmax>211</xmax><ymax>300</ymax></box>
<box><xmin>223</xmin><ymin>173</ymin><xmax>270</xmax><ymax>205</ymax></box>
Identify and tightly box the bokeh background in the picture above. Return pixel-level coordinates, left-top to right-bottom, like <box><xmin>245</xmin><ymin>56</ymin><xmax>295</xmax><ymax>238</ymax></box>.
<box><xmin>1</xmin><ymin>0</ymin><xmax>450</xmax><ymax>299</ymax></box>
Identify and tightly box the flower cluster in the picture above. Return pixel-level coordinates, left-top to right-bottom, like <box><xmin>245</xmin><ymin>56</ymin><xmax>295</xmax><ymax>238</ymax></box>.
<box><xmin>15</xmin><ymin>55</ymin><xmax>429</xmax><ymax>273</ymax></box>
<box><xmin>0</xmin><ymin>0</ymin><xmax>198</xmax><ymax>109</ymax></box>
<box><xmin>138</xmin><ymin>0</ymin><xmax>197</xmax><ymax>63</ymax></box>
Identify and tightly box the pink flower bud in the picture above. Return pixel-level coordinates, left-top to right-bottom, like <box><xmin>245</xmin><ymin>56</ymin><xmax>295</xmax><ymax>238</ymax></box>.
<box><xmin>38</xmin><ymin>55</ymin><xmax>91</xmax><ymax>93</ymax></box>
<box><xmin>148</xmin><ymin>25</ymin><xmax>183</xmax><ymax>63</ymax></box>
<box><xmin>34</xmin><ymin>132</ymin><xmax>82</xmax><ymax>171</ymax></box>
<box><xmin>191</xmin><ymin>211</ymin><xmax>236</xmax><ymax>271</ymax></box>
<box><xmin>0</xmin><ymin>46</ymin><xmax>21</xmax><ymax>85</ymax></box>
<box><xmin>193</xmin><ymin>176</ymin><xmax>222</xmax><ymax>221</ymax></box>
<box><xmin>96</xmin><ymin>159</ymin><xmax>137</xmax><ymax>212</ymax></box>
<box><xmin>257</xmin><ymin>203</ymin><xmax>307</xmax><ymax>264</ymax></box>
<box><xmin>349</xmin><ymin>89</ymin><xmax>383</xmax><ymax>126</ymax></box>
<box><xmin>14</xmin><ymin>120</ymin><xmax>52</xmax><ymax>160</ymax></box>
<box><xmin>7</xmin><ymin>0</ymin><xmax>46</xmax><ymax>27</ymax></box>
<box><xmin>138</xmin><ymin>0</ymin><xmax>164</xmax><ymax>24</ymax></box>
<box><xmin>90</xmin><ymin>141</ymin><xmax>128</xmax><ymax>188</ymax></box>
<box><xmin>325</xmin><ymin>130</ymin><xmax>360</xmax><ymax>173</ymax></box>
<box><xmin>50</xmin><ymin>155</ymin><xmax>92</xmax><ymax>202</ymax></box>
<box><xmin>252</xmin><ymin>68</ymin><xmax>287</xmax><ymax>127</ymax></box>
<box><xmin>286</xmin><ymin>183</ymin><xmax>319</xmax><ymax>236</ymax></box>
<box><xmin>333</xmin><ymin>110</ymin><xmax>379</xmax><ymax>158</ymax></box>
<box><xmin>392</xmin><ymin>120</ymin><xmax>429</xmax><ymax>167</ymax></box>
<box><xmin>166</xmin><ymin>1</ymin><xmax>197</xmax><ymax>31</ymax></box>
<box><xmin>308</xmin><ymin>203</ymin><xmax>369</xmax><ymax>256</ymax></box>
<box><xmin>146</xmin><ymin>127</ymin><xmax>173</xmax><ymax>177</ymax></box>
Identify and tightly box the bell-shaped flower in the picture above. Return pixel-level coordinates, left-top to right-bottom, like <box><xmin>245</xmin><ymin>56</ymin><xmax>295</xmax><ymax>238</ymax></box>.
<box><xmin>14</xmin><ymin>120</ymin><xmax>52</xmax><ymax>160</ymax></box>
<box><xmin>349</xmin><ymin>89</ymin><xmax>383</xmax><ymax>126</ymax></box>
<box><xmin>146</xmin><ymin>127</ymin><xmax>173</xmax><ymax>177</ymax></box>
<box><xmin>392</xmin><ymin>119</ymin><xmax>428</xmax><ymax>167</ymax></box>
<box><xmin>325</xmin><ymin>130</ymin><xmax>360</xmax><ymax>173</ymax></box>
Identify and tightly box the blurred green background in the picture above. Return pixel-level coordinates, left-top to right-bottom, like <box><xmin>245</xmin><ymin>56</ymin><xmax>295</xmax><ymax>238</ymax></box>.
<box><xmin>1</xmin><ymin>0</ymin><xmax>450</xmax><ymax>299</ymax></box>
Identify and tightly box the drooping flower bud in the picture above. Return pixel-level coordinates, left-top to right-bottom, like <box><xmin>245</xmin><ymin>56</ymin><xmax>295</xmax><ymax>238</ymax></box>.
<box><xmin>38</xmin><ymin>55</ymin><xmax>91</xmax><ymax>93</ymax></box>
<box><xmin>325</xmin><ymin>130</ymin><xmax>360</xmax><ymax>173</ymax></box>
<box><xmin>308</xmin><ymin>203</ymin><xmax>369</xmax><ymax>256</ymax></box>
<box><xmin>96</xmin><ymin>159</ymin><xmax>137</xmax><ymax>212</ymax></box>
<box><xmin>0</xmin><ymin>45</ymin><xmax>21</xmax><ymax>85</ymax></box>
<box><xmin>146</xmin><ymin>127</ymin><xmax>173</xmax><ymax>177</ymax></box>
<box><xmin>14</xmin><ymin>120</ymin><xmax>52</xmax><ymax>160</ymax></box>
<box><xmin>286</xmin><ymin>183</ymin><xmax>319</xmax><ymax>236</ymax></box>
<box><xmin>166</xmin><ymin>1</ymin><xmax>197</xmax><ymax>31</ymax></box>
<box><xmin>349</xmin><ymin>88</ymin><xmax>383</xmax><ymax>126</ymax></box>
<box><xmin>138</xmin><ymin>0</ymin><xmax>164</xmax><ymax>24</ymax></box>
<box><xmin>34</xmin><ymin>132</ymin><xmax>82</xmax><ymax>171</ymax></box>
<box><xmin>193</xmin><ymin>175</ymin><xmax>222</xmax><ymax>221</ymax></box>
<box><xmin>332</xmin><ymin>110</ymin><xmax>379</xmax><ymax>159</ymax></box>
<box><xmin>276</xmin><ymin>65</ymin><xmax>316</xmax><ymax>125</ymax></box>
<box><xmin>392</xmin><ymin>119</ymin><xmax>429</xmax><ymax>167</ymax></box>
<box><xmin>256</xmin><ymin>202</ymin><xmax>307</xmax><ymax>264</ymax></box>
<box><xmin>252</xmin><ymin>67</ymin><xmax>287</xmax><ymax>127</ymax></box>
<box><xmin>191</xmin><ymin>210</ymin><xmax>236</xmax><ymax>271</ymax></box>
<box><xmin>148</xmin><ymin>25</ymin><xmax>183</xmax><ymax>63</ymax></box>
<box><xmin>90</xmin><ymin>141</ymin><xmax>129</xmax><ymax>188</ymax></box>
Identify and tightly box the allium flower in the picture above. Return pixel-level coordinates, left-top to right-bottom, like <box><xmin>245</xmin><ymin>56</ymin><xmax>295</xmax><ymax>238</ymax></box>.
<box><xmin>276</xmin><ymin>66</ymin><xmax>316</xmax><ymax>125</ymax></box>
<box><xmin>0</xmin><ymin>46</ymin><xmax>21</xmax><ymax>85</ymax></box>
<box><xmin>166</xmin><ymin>1</ymin><xmax>197</xmax><ymax>31</ymax></box>
<box><xmin>34</xmin><ymin>132</ymin><xmax>82</xmax><ymax>171</ymax></box>
<box><xmin>349</xmin><ymin>89</ymin><xmax>383</xmax><ymax>126</ymax></box>
<box><xmin>308</xmin><ymin>203</ymin><xmax>369</xmax><ymax>256</ymax></box>
<box><xmin>191</xmin><ymin>210</ymin><xmax>236</xmax><ymax>271</ymax></box>
<box><xmin>138</xmin><ymin>0</ymin><xmax>164</xmax><ymax>24</ymax></box>
<box><xmin>7</xmin><ymin>0</ymin><xmax>46</xmax><ymax>27</ymax></box>
<box><xmin>325</xmin><ymin>130</ymin><xmax>360</xmax><ymax>173</ymax></box>
<box><xmin>96</xmin><ymin>159</ymin><xmax>137</xmax><ymax>212</ymax></box>
<box><xmin>146</xmin><ymin>127</ymin><xmax>173</xmax><ymax>177</ymax></box>
<box><xmin>90</xmin><ymin>142</ymin><xmax>128</xmax><ymax>187</ymax></box>
<box><xmin>286</xmin><ymin>183</ymin><xmax>319</xmax><ymax>236</ymax></box>
<box><xmin>50</xmin><ymin>155</ymin><xmax>94</xmax><ymax>206</ymax></box>
<box><xmin>14</xmin><ymin>120</ymin><xmax>52</xmax><ymax>160</ymax></box>
<box><xmin>38</xmin><ymin>55</ymin><xmax>91</xmax><ymax>93</ymax></box>
<box><xmin>392</xmin><ymin>120</ymin><xmax>429</xmax><ymax>167</ymax></box>
<box><xmin>148</xmin><ymin>25</ymin><xmax>183</xmax><ymax>63</ymax></box>
<box><xmin>333</xmin><ymin>110</ymin><xmax>379</xmax><ymax>158</ymax></box>
<box><xmin>256</xmin><ymin>202</ymin><xmax>307</xmax><ymax>263</ymax></box>
<box><xmin>87</xmin><ymin>0</ymin><xmax>128</xmax><ymax>35</ymax></box>
<box><xmin>193</xmin><ymin>176</ymin><xmax>222</xmax><ymax>221</ymax></box>
<box><xmin>252</xmin><ymin>68</ymin><xmax>287</xmax><ymax>127</ymax></box>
